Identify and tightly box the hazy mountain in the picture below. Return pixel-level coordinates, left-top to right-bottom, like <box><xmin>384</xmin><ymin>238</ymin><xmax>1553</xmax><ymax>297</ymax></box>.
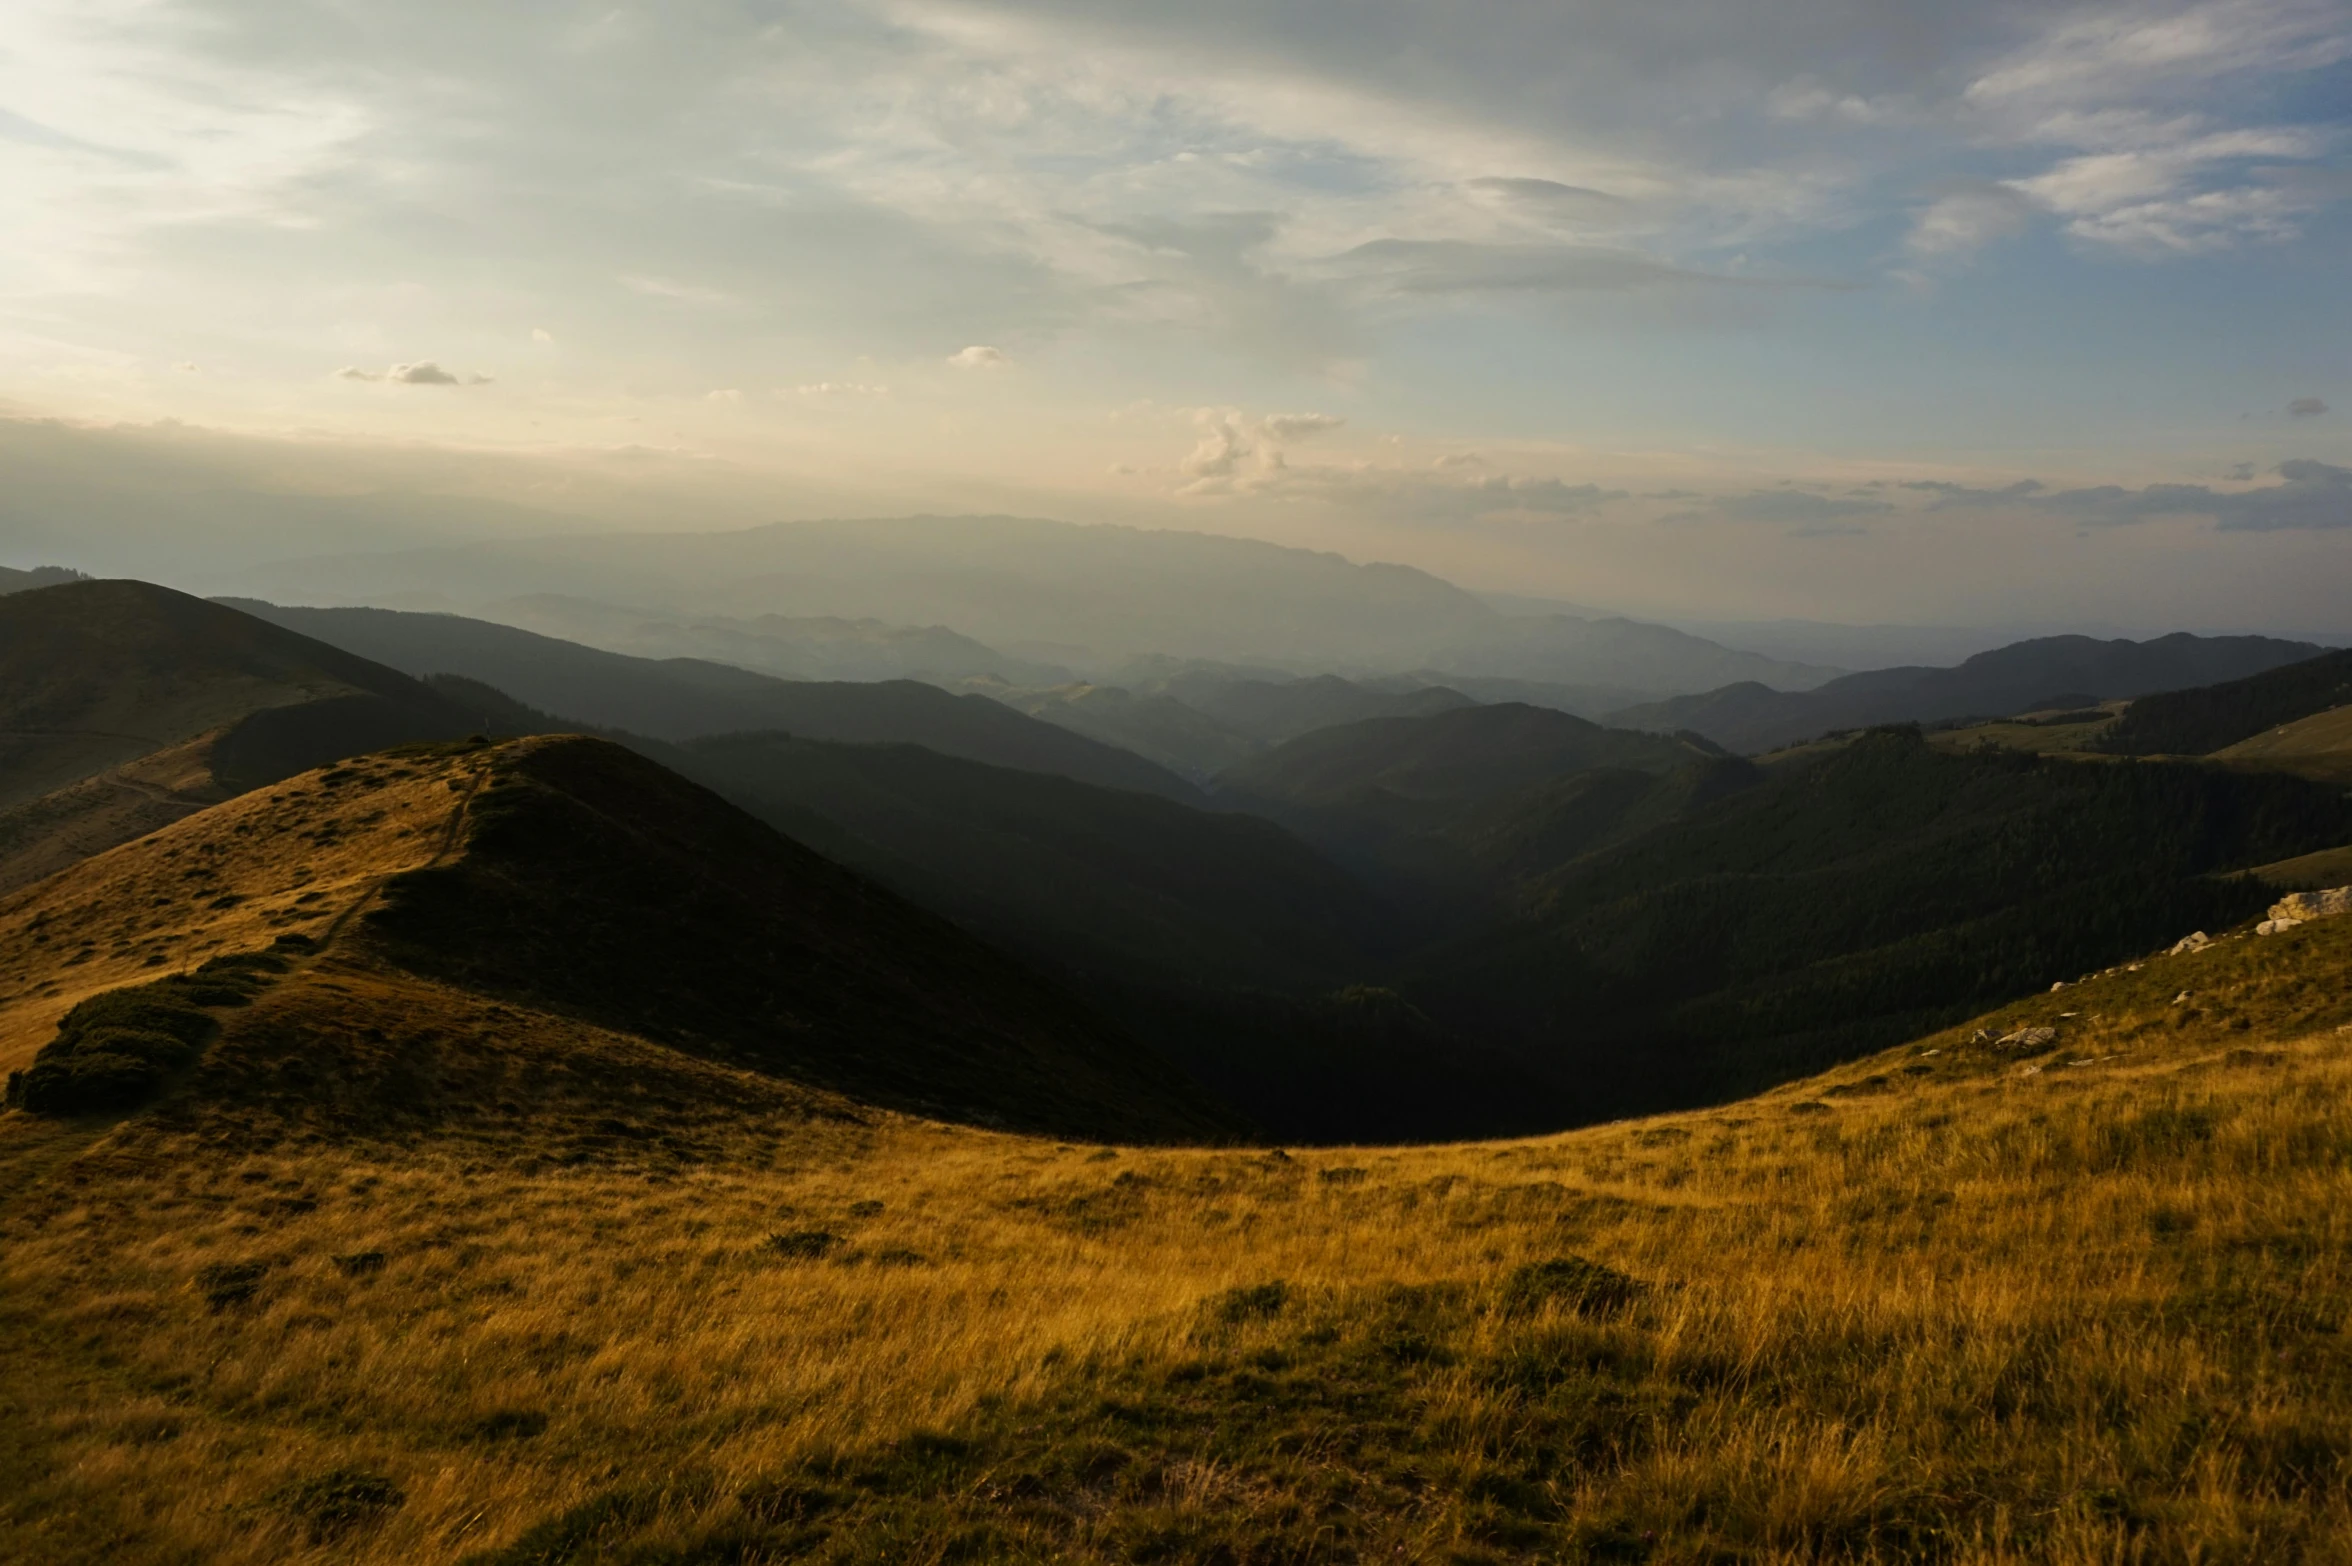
<box><xmin>1153</xmin><ymin>672</ymin><xmax>1477</xmax><ymax>744</ymax></box>
<box><xmin>481</xmin><ymin>594</ymin><xmax>1070</xmax><ymax>684</ymax></box>
<box><xmin>969</xmin><ymin>681</ymin><xmax>1264</xmax><ymax>779</ymax></box>
<box><xmin>1426</xmin><ymin>613</ymin><xmax>1844</xmax><ymax>693</ymax></box>
<box><xmin>222</xmin><ymin>600</ymin><xmax>1200</xmax><ymax>802</ymax></box>
<box><xmin>244</xmin><ymin>514</ymin><xmax>1498</xmax><ymax>668</ymax></box>
<box><xmin>0</xmin><ymin>581</ymin><xmax>518</xmax><ymax>891</ymax></box>
<box><xmin>2102</xmin><ymin>646</ymin><xmax>2352</xmax><ymax>759</ymax></box>
<box><xmin>1613</xmin><ymin>632</ymin><xmax>2326</xmax><ymax>754</ymax></box>
<box><xmin>245</xmin><ymin>514</ymin><xmax>1852</xmax><ymax>696</ymax></box>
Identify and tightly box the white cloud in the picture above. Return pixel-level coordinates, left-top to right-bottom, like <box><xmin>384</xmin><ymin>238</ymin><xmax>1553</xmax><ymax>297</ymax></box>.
<box><xmin>1906</xmin><ymin>184</ymin><xmax>2039</xmax><ymax>260</ymax></box>
<box><xmin>388</xmin><ymin>361</ymin><xmax>461</xmax><ymax>385</ymax></box>
<box><xmin>947</xmin><ymin>345</ymin><xmax>1007</xmax><ymax>368</ymax></box>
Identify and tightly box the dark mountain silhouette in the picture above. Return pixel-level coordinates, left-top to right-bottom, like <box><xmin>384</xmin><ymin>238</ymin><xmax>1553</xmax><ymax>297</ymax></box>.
<box><xmin>1612</xmin><ymin>633</ymin><xmax>2324</xmax><ymax>754</ymax></box>
<box><xmin>221</xmin><ymin>600</ymin><xmax>1199</xmax><ymax>802</ymax></box>
<box><xmin>2102</xmin><ymin>646</ymin><xmax>2352</xmax><ymax>758</ymax></box>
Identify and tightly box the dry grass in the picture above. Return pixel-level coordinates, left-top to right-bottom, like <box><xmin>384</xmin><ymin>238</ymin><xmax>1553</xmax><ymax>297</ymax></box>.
<box><xmin>0</xmin><ymin>743</ymin><xmax>489</xmax><ymax>1077</ymax></box>
<box><xmin>4</xmin><ymin>900</ymin><xmax>2351</xmax><ymax>1562</ymax></box>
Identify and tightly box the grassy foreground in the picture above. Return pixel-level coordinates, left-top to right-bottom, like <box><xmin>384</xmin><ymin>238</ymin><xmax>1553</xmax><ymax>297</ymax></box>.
<box><xmin>4</xmin><ymin>908</ymin><xmax>2352</xmax><ymax>1562</ymax></box>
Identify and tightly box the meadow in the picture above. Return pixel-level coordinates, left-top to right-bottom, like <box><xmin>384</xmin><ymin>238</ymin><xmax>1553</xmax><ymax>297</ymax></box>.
<box><xmin>3</xmin><ymin>904</ymin><xmax>2349</xmax><ymax>1563</ymax></box>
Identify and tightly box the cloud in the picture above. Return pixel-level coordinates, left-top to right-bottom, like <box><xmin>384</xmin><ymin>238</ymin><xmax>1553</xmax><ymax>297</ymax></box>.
<box><xmin>531</xmin><ymin>327</ymin><xmax>554</xmax><ymax>343</ymax></box>
<box><xmin>1906</xmin><ymin>183</ymin><xmax>2039</xmax><ymax>260</ymax></box>
<box><xmin>619</xmin><ymin>274</ymin><xmax>734</xmax><ymax>305</ymax></box>
<box><xmin>1705</xmin><ymin>490</ymin><xmax>1897</xmax><ymax>523</ymax></box>
<box><xmin>2289</xmin><ymin>396</ymin><xmax>2329</xmax><ymax>417</ymax></box>
<box><xmin>334</xmin><ymin>361</ymin><xmax>479</xmax><ymax>386</ymax></box>
<box><xmin>947</xmin><ymin>345</ymin><xmax>1007</xmax><ymax>369</ymax></box>
<box><xmin>1913</xmin><ymin>460</ymin><xmax>2352</xmax><ymax>531</ymax></box>
<box><xmin>1333</xmin><ymin>239</ymin><xmax>1838</xmax><ymax>296</ymax></box>
<box><xmin>1259</xmin><ymin>412</ymin><xmax>1344</xmax><ymax>441</ymax></box>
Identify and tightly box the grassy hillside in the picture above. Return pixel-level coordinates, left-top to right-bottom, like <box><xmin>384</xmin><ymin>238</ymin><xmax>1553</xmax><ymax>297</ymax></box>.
<box><xmin>226</xmin><ymin>601</ymin><xmax>1200</xmax><ymax>802</ymax></box>
<box><xmin>1410</xmin><ymin>728</ymin><xmax>2352</xmax><ymax>1117</ymax></box>
<box><xmin>4</xmin><ymin>858</ymin><xmax>2349</xmax><ymax>1561</ymax></box>
<box><xmin>0</xmin><ymin>736</ymin><xmax>1233</xmax><ymax>1144</ymax></box>
<box><xmin>2102</xmin><ymin>647</ymin><xmax>2352</xmax><ymax>759</ymax></box>
<box><xmin>0</xmin><ymin>582</ymin><xmax>523</xmax><ymax>892</ymax></box>
<box><xmin>2209</xmin><ymin>701</ymin><xmax>2352</xmax><ymax>783</ymax></box>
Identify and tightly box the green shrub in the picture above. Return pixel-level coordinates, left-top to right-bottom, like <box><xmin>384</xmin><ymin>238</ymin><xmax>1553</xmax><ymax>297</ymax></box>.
<box><xmin>3</xmin><ymin>954</ymin><xmax>287</xmax><ymax>1116</ymax></box>
<box><xmin>1500</xmin><ymin>1256</ymin><xmax>1648</xmax><ymax>1320</ymax></box>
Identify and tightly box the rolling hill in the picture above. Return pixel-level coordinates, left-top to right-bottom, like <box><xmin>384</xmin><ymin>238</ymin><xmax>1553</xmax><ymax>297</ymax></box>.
<box><xmin>4</xmin><ymin>795</ymin><xmax>2349</xmax><ymax>1562</ymax></box>
<box><xmin>1614</xmin><ymin>631</ymin><xmax>2325</xmax><ymax>754</ymax></box>
<box><xmin>1409</xmin><ymin>725</ymin><xmax>2352</xmax><ymax>1115</ymax></box>
<box><xmin>0</xmin><ymin>734</ymin><xmax>1232</xmax><ymax>1143</ymax></box>
<box><xmin>0</xmin><ymin>581</ymin><xmax>523</xmax><ymax>893</ymax></box>
<box><xmin>221</xmin><ymin>600</ymin><xmax>1200</xmax><ymax>801</ymax></box>
<box><xmin>1215</xmin><ymin>704</ymin><xmax>1717</xmax><ymax>888</ymax></box>
<box><xmin>2102</xmin><ymin>645</ymin><xmax>2352</xmax><ymax>759</ymax></box>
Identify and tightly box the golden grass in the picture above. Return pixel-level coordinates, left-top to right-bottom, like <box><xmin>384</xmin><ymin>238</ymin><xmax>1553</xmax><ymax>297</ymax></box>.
<box><xmin>4</xmin><ymin>902</ymin><xmax>2351</xmax><ymax>1562</ymax></box>
<box><xmin>0</xmin><ymin>744</ymin><xmax>486</xmax><ymax>1077</ymax></box>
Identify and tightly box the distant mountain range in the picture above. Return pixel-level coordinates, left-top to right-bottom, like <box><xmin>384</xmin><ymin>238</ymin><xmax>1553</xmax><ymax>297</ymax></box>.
<box><xmin>1612</xmin><ymin>632</ymin><xmax>2326</xmax><ymax>754</ymax></box>
<box><xmin>9</xmin><ymin>575</ymin><xmax>2350</xmax><ymax>1143</ymax></box>
<box><xmin>240</xmin><ymin>514</ymin><xmax>1842</xmax><ymax>696</ymax></box>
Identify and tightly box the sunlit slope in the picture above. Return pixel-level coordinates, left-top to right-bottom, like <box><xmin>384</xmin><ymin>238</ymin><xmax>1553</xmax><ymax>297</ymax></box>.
<box><xmin>0</xmin><ymin>582</ymin><xmax>514</xmax><ymax>892</ymax></box>
<box><xmin>3</xmin><ymin>866</ymin><xmax>2350</xmax><ymax>1559</ymax></box>
<box><xmin>2212</xmin><ymin>701</ymin><xmax>2352</xmax><ymax>782</ymax></box>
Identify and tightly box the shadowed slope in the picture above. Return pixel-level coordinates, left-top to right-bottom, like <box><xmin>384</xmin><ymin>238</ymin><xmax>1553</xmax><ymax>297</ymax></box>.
<box><xmin>358</xmin><ymin>736</ymin><xmax>1230</xmax><ymax>1140</ymax></box>
<box><xmin>226</xmin><ymin>600</ymin><xmax>1200</xmax><ymax>801</ymax></box>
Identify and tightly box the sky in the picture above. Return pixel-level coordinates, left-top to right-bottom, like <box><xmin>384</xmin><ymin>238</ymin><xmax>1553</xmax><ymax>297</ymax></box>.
<box><xmin>1</xmin><ymin>0</ymin><xmax>2349</xmax><ymax>630</ymax></box>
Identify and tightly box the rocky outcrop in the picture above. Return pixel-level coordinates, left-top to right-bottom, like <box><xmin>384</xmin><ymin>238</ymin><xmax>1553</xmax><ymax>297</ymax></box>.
<box><xmin>2258</xmin><ymin>886</ymin><xmax>2352</xmax><ymax>937</ymax></box>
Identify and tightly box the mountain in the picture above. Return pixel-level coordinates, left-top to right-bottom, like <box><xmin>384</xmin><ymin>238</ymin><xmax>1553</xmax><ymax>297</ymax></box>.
<box><xmin>243</xmin><ymin>514</ymin><xmax>1501</xmax><ymax>668</ymax></box>
<box><xmin>2101</xmin><ymin>646</ymin><xmax>2352</xmax><ymax>760</ymax></box>
<box><xmin>0</xmin><ymin>581</ymin><xmax>520</xmax><ymax>892</ymax></box>
<box><xmin>1427</xmin><ymin>613</ymin><xmax>1843</xmax><ymax>693</ymax></box>
<box><xmin>0</xmin><ymin>734</ymin><xmax>1233</xmax><ymax>1143</ymax></box>
<box><xmin>1408</xmin><ymin>726</ymin><xmax>2352</xmax><ymax>1115</ymax></box>
<box><xmin>220</xmin><ymin>600</ymin><xmax>1200</xmax><ymax>801</ymax></box>
<box><xmin>1152</xmin><ymin>671</ymin><xmax>1477</xmax><ymax>745</ymax></box>
<box><xmin>2211</xmin><ymin>705</ymin><xmax>2352</xmax><ymax>783</ymax></box>
<box><xmin>243</xmin><ymin>514</ymin><xmax>1852</xmax><ymax>695</ymax></box>
<box><xmin>1613</xmin><ymin>632</ymin><xmax>2326</xmax><ymax>754</ymax></box>
<box><xmin>481</xmin><ymin>594</ymin><xmax>1069</xmax><ymax>684</ymax></box>
<box><xmin>1219</xmin><ymin>703</ymin><xmax>1710</xmax><ymax>820</ymax></box>
<box><xmin>981</xmin><ymin>672</ymin><xmax>1483</xmax><ymax>781</ymax></box>
<box><xmin>965</xmin><ymin>680</ymin><xmax>1264</xmax><ymax>779</ymax></box>
<box><xmin>1215</xmin><ymin>704</ymin><xmax>1721</xmax><ymax>907</ymax></box>
<box><xmin>659</xmin><ymin>733</ymin><xmax>1564</xmax><ymax>1139</ymax></box>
